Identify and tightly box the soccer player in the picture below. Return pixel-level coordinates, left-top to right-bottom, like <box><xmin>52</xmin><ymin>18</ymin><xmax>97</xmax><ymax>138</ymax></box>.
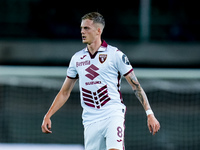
<box><xmin>41</xmin><ymin>12</ymin><xmax>160</xmax><ymax>150</ymax></box>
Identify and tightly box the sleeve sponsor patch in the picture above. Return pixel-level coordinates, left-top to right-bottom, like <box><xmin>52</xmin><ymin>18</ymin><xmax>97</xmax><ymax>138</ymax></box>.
<box><xmin>122</xmin><ymin>54</ymin><xmax>130</xmax><ymax>65</ymax></box>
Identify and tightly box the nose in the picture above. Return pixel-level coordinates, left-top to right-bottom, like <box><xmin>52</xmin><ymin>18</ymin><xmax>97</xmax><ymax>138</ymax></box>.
<box><xmin>81</xmin><ymin>28</ymin><xmax>84</xmax><ymax>34</ymax></box>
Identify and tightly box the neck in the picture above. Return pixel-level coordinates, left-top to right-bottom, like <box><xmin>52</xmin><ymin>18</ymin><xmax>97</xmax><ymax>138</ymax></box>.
<box><xmin>87</xmin><ymin>38</ymin><xmax>102</xmax><ymax>55</ymax></box>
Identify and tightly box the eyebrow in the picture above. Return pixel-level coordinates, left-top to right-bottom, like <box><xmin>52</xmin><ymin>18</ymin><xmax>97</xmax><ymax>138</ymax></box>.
<box><xmin>80</xmin><ymin>26</ymin><xmax>90</xmax><ymax>29</ymax></box>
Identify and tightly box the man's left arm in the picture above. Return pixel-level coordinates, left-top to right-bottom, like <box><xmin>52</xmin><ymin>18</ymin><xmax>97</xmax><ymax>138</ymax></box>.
<box><xmin>125</xmin><ymin>70</ymin><xmax>160</xmax><ymax>135</ymax></box>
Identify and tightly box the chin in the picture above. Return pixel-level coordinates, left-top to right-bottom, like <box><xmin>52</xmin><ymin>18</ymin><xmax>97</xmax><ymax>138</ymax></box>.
<box><xmin>82</xmin><ymin>40</ymin><xmax>89</xmax><ymax>44</ymax></box>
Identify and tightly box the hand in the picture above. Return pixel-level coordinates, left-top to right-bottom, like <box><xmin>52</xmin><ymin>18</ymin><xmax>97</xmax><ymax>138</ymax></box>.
<box><xmin>41</xmin><ymin>116</ymin><xmax>52</xmax><ymax>134</ymax></box>
<box><xmin>147</xmin><ymin>114</ymin><xmax>160</xmax><ymax>135</ymax></box>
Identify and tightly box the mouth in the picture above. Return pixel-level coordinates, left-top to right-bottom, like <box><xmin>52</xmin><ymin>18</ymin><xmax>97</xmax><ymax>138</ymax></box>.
<box><xmin>82</xmin><ymin>36</ymin><xmax>86</xmax><ymax>40</ymax></box>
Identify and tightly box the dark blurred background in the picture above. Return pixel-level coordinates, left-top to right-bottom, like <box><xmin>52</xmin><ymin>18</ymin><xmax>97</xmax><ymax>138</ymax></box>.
<box><xmin>1</xmin><ymin>1</ymin><xmax>200</xmax><ymax>150</ymax></box>
<box><xmin>0</xmin><ymin>0</ymin><xmax>200</xmax><ymax>68</ymax></box>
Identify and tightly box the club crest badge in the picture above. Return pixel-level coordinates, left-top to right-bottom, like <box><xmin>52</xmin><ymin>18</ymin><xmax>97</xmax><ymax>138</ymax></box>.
<box><xmin>99</xmin><ymin>54</ymin><xmax>107</xmax><ymax>63</ymax></box>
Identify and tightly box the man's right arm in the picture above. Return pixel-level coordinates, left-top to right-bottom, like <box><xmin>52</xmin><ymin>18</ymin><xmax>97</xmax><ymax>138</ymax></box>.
<box><xmin>41</xmin><ymin>77</ymin><xmax>77</xmax><ymax>133</ymax></box>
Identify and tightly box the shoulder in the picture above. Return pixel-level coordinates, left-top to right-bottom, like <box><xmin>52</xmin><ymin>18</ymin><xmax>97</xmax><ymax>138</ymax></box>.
<box><xmin>107</xmin><ymin>44</ymin><xmax>125</xmax><ymax>59</ymax></box>
<box><xmin>107</xmin><ymin>44</ymin><xmax>121</xmax><ymax>57</ymax></box>
<box><xmin>107</xmin><ymin>44</ymin><xmax>118</xmax><ymax>52</ymax></box>
<box><xmin>107</xmin><ymin>44</ymin><xmax>131</xmax><ymax>66</ymax></box>
<box><xmin>73</xmin><ymin>48</ymin><xmax>86</xmax><ymax>56</ymax></box>
<box><xmin>71</xmin><ymin>48</ymin><xmax>86</xmax><ymax>60</ymax></box>
<box><xmin>107</xmin><ymin>44</ymin><xmax>124</xmax><ymax>54</ymax></box>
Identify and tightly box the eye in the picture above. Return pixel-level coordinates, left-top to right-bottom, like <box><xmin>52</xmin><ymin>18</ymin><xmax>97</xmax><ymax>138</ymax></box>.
<box><xmin>84</xmin><ymin>27</ymin><xmax>89</xmax><ymax>30</ymax></box>
<box><xmin>80</xmin><ymin>26</ymin><xmax>90</xmax><ymax>31</ymax></box>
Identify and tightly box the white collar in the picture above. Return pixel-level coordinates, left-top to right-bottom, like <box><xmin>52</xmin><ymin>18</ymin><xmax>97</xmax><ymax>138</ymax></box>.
<box><xmin>85</xmin><ymin>46</ymin><xmax>107</xmax><ymax>52</ymax></box>
<box><xmin>84</xmin><ymin>40</ymin><xmax>108</xmax><ymax>52</ymax></box>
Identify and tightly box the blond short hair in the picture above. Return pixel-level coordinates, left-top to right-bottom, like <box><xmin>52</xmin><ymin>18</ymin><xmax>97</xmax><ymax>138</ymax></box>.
<box><xmin>82</xmin><ymin>12</ymin><xmax>105</xmax><ymax>29</ymax></box>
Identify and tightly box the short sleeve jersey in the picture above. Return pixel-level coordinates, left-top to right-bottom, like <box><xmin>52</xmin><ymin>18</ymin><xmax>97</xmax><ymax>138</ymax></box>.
<box><xmin>67</xmin><ymin>41</ymin><xmax>133</xmax><ymax>126</ymax></box>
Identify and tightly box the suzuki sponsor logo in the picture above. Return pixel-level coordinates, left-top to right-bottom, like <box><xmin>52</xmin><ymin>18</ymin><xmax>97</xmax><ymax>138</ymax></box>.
<box><xmin>85</xmin><ymin>64</ymin><xmax>99</xmax><ymax>80</ymax></box>
<box><xmin>85</xmin><ymin>81</ymin><xmax>101</xmax><ymax>86</ymax></box>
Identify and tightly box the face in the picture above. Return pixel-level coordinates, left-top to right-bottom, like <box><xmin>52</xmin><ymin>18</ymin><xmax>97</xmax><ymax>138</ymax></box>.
<box><xmin>81</xmin><ymin>19</ymin><xmax>100</xmax><ymax>44</ymax></box>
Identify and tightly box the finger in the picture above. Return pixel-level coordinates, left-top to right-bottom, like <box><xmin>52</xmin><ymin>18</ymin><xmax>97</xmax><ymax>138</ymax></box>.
<box><xmin>153</xmin><ymin>127</ymin><xmax>156</xmax><ymax>135</ymax></box>
<box><xmin>48</xmin><ymin>123</ymin><xmax>51</xmax><ymax>130</ymax></box>
<box><xmin>155</xmin><ymin>123</ymin><xmax>160</xmax><ymax>132</ymax></box>
<box><xmin>45</xmin><ymin>123</ymin><xmax>52</xmax><ymax>133</ymax></box>
<box><xmin>151</xmin><ymin>126</ymin><xmax>154</xmax><ymax>135</ymax></box>
<box><xmin>47</xmin><ymin>124</ymin><xmax>52</xmax><ymax>133</ymax></box>
<box><xmin>153</xmin><ymin>124</ymin><xmax>160</xmax><ymax>135</ymax></box>
<box><xmin>46</xmin><ymin>129</ymin><xmax>52</xmax><ymax>134</ymax></box>
<box><xmin>148</xmin><ymin>124</ymin><xmax>153</xmax><ymax>134</ymax></box>
<box><xmin>41</xmin><ymin>124</ymin><xmax>47</xmax><ymax>133</ymax></box>
<box><xmin>43</xmin><ymin>125</ymin><xmax>52</xmax><ymax>134</ymax></box>
<box><xmin>41</xmin><ymin>123</ymin><xmax>52</xmax><ymax>134</ymax></box>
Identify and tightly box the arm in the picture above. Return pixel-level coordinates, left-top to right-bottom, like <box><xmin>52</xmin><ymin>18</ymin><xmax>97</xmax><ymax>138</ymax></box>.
<box><xmin>41</xmin><ymin>77</ymin><xmax>77</xmax><ymax>133</ymax></box>
<box><xmin>125</xmin><ymin>70</ymin><xmax>160</xmax><ymax>135</ymax></box>
<box><xmin>125</xmin><ymin>71</ymin><xmax>150</xmax><ymax>111</ymax></box>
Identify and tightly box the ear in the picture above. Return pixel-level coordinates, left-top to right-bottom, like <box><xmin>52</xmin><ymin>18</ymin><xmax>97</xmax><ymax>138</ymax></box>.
<box><xmin>97</xmin><ymin>27</ymin><xmax>102</xmax><ymax>35</ymax></box>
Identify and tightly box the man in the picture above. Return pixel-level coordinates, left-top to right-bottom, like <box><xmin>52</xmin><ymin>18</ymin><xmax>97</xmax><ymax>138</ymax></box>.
<box><xmin>41</xmin><ymin>12</ymin><xmax>160</xmax><ymax>150</ymax></box>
